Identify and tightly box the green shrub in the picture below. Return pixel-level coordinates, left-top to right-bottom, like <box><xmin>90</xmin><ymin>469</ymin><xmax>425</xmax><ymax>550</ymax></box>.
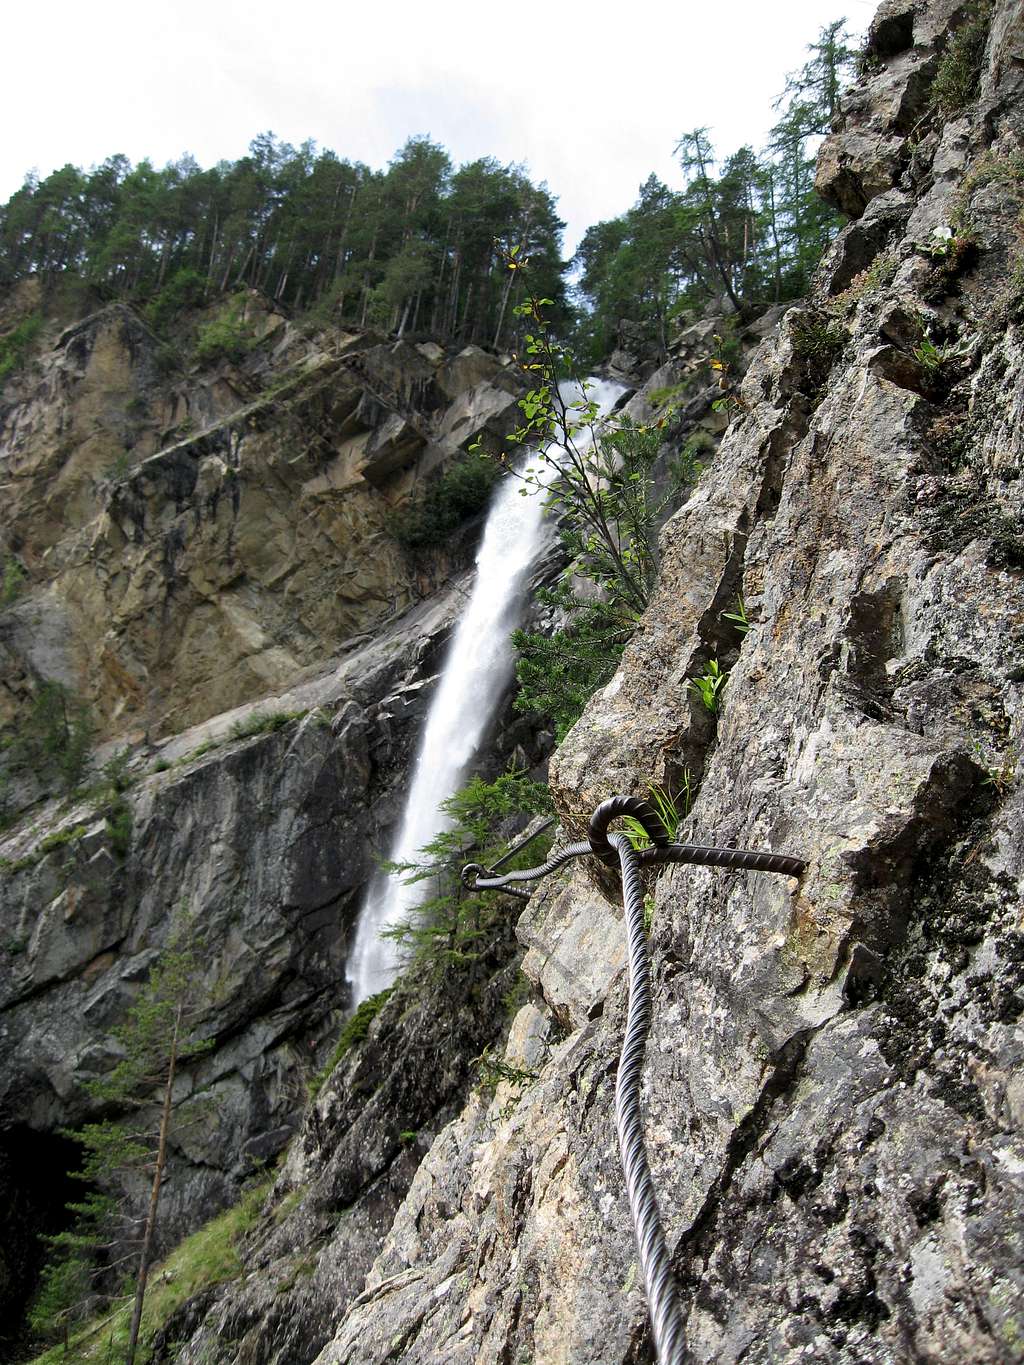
<box><xmin>14</xmin><ymin>682</ymin><xmax>94</xmax><ymax>792</ymax></box>
<box><xmin>152</xmin><ymin>340</ymin><xmax>184</xmax><ymax>378</ymax></box>
<box><xmin>380</xmin><ymin>769</ymin><xmax>552</xmax><ymax>980</ymax></box>
<box><xmin>144</xmin><ymin>266</ymin><xmax>207</xmax><ymax>332</ymax></box>
<box><xmin>104</xmin><ymin>798</ymin><xmax>133</xmax><ymax>859</ymax></box>
<box><xmin>930</xmin><ymin>2</ymin><xmax>992</xmax><ymax>117</ymax></box>
<box><xmin>512</xmin><ymin>584</ymin><xmax>632</xmax><ymax>742</ymax></box>
<box><xmin>309</xmin><ymin>988</ymin><xmax>395</xmax><ymax>1098</ymax></box>
<box><xmin>101</xmin><ymin>451</ymin><xmax>132</xmax><ymax>482</ymax></box>
<box><xmin>0</xmin><ymin>313</ymin><xmax>42</xmax><ymax>388</ymax></box>
<box><xmin>395</xmin><ymin>455</ymin><xmax>504</xmax><ymax>549</ymax></box>
<box><xmin>193</xmin><ymin>294</ymin><xmax>256</xmax><ymax>366</ymax></box>
<box><xmin>672</xmin><ymin>429</ymin><xmax>716</xmax><ymax>487</ymax></box>
<box><xmin>183</xmin><ymin>738</ymin><xmax>221</xmax><ymax>762</ymax></box>
<box><xmin>38</xmin><ymin>824</ymin><xmax>88</xmax><ymax>855</ymax></box>
<box><xmin>1</xmin><ymin>556</ymin><xmax>26</xmax><ymax>606</ymax></box>
<box><xmin>229</xmin><ymin>710</ymin><xmax>304</xmax><ymax>741</ymax></box>
<box><xmin>789</xmin><ymin>311</ymin><xmax>847</xmax><ymax>394</ymax></box>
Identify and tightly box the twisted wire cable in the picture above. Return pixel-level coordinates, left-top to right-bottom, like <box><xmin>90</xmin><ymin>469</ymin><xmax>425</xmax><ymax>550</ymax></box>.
<box><xmin>637</xmin><ymin>842</ymin><xmax>805</xmax><ymax>877</ymax></box>
<box><xmin>462</xmin><ymin>839</ymin><xmax>591</xmax><ymax>900</ymax></box>
<box><xmin>462</xmin><ymin>795</ymin><xmax>806</xmax><ymax>1364</ymax></box>
<box><xmin>610</xmin><ymin>826</ymin><xmax>686</xmax><ymax>1363</ymax></box>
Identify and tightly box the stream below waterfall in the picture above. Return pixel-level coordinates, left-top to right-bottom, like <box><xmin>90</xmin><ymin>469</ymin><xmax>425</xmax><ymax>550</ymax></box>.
<box><xmin>347</xmin><ymin>377</ymin><xmax>626</xmax><ymax>1005</ymax></box>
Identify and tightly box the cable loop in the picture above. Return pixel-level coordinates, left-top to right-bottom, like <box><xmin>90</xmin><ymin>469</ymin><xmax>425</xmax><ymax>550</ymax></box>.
<box><xmin>588</xmin><ymin>793</ymin><xmax>672</xmax><ymax>865</ymax></box>
<box><xmin>460</xmin><ymin>795</ymin><xmax>805</xmax><ymax>1365</ymax></box>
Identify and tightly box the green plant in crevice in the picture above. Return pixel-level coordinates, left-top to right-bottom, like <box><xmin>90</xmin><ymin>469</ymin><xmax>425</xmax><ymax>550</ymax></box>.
<box><xmin>688</xmin><ymin>659</ymin><xmax>728</xmax><ymax>713</ymax></box>
<box><xmin>643</xmin><ymin>893</ymin><xmax>656</xmax><ymax>934</ymax></box>
<box><xmin>709</xmin><ymin>331</ymin><xmax>748</xmax><ymax>416</ymax></box>
<box><xmin>789</xmin><ymin>310</ymin><xmax>847</xmax><ymax>392</ymax></box>
<box><xmin>1</xmin><ymin>556</ymin><xmax>26</xmax><ymax>606</ymax></box>
<box><xmin>621</xmin><ymin>780</ymin><xmax>693</xmax><ymax>851</ymax></box>
<box><xmin>721</xmin><ymin>594</ymin><xmax>751</xmax><ymax>636</ymax></box>
<box><xmin>308</xmin><ymin>987</ymin><xmax>395</xmax><ymax>1099</ymax></box>
<box><xmin>827</xmin><ymin>251</ymin><xmax>901</xmax><ymax>316</ymax></box>
<box><xmin>973</xmin><ymin>738</ymin><xmax>1018</xmax><ymax>797</ymax></box>
<box><xmin>916</xmin><ymin>224</ymin><xmax>977</xmax><ymax>268</ymax></box>
<box><xmin>913</xmin><ymin>333</ymin><xmax>976</xmax><ymax>371</ymax></box>
<box><xmin>474</xmin><ymin>1044</ymin><xmax>539</xmax><ymax>1120</ymax></box>
<box><xmin>930</xmin><ymin>1</ymin><xmax>993</xmax><ymax>118</ymax></box>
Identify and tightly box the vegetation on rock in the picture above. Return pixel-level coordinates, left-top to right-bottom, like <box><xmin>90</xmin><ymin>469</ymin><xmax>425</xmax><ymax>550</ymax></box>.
<box><xmin>930</xmin><ymin>1</ymin><xmax>993</xmax><ymax>116</ymax></box>
<box><xmin>382</xmin><ymin>769</ymin><xmax>551</xmax><ymax>977</ymax></box>
<box><xmin>0</xmin><ymin>312</ymin><xmax>41</xmax><ymax>387</ymax></box>
<box><xmin>30</xmin><ymin>915</ymin><xmax>213</xmax><ymax>1363</ymax></box>
<box><xmin>394</xmin><ymin>453</ymin><xmax>504</xmax><ymax>549</ymax></box>
<box><xmin>308</xmin><ymin>987</ymin><xmax>395</xmax><ymax>1099</ymax></box>
<box><xmin>493</xmin><ymin>292</ymin><xmax>694</xmax><ymax>738</ymax></box>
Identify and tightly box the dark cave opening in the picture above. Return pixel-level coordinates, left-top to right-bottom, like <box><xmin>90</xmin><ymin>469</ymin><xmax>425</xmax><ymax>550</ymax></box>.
<box><xmin>0</xmin><ymin>1125</ymin><xmax>84</xmax><ymax>1359</ymax></box>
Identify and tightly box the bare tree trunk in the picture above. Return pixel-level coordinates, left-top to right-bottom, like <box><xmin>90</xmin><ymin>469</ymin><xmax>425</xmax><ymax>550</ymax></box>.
<box><xmin>446</xmin><ymin>248</ymin><xmax>462</xmax><ymax>338</ymax></box>
<box><xmin>359</xmin><ymin>231</ymin><xmax>378</xmax><ymax>328</ymax></box>
<box><xmin>125</xmin><ymin>1005</ymin><xmax>181</xmax><ymax>1365</ymax></box>
<box><xmin>205</xmin><ymin>216</ymin><xmax>219</xmax><ymax>298</ymax></box>
<box><xmin>492</xmin><ymin>264</ymin><xmax>516</xmax><ymax>351</ymax></box>
<box><xmin>333</xmin><ymin>185</ymin><xmax>357</xmax><ymax>280</ymax></box>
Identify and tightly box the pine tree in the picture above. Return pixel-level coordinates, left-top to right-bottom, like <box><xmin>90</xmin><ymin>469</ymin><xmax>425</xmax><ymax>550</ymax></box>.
<box><xmin>382</xmin><ymin>770</ymin><xmax>551</xmax><ymax>977</ymax></box>
<box><xmin>30</xmin><ymin>913</ymin><xmax>213</xmax><ymax>1360</ymax></box>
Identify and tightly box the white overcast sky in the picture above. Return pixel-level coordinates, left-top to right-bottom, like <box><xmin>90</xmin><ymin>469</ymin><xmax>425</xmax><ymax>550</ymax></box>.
<box><xmin>1</xmin><ymin>0</ymin><xmax>875</xmax><ymax>258</ymax></box>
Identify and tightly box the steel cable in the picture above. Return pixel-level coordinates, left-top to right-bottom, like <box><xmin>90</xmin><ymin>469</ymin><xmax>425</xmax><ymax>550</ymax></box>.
<box><xmin>462</xmin><ymin>795</ymin><xmax>805</xmax><ymax>1365</ymax></box>
<box><xmin>610</xmin><ymin>826</ymin><xmax>686</xmax><ymax>1362</ymax></box>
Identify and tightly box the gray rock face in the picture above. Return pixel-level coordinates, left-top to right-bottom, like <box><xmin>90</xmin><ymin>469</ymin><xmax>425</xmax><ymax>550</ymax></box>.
<box><xmin>150</xmin><ymin>948</ymin><xmax>525</xmax><ymax>1365</ymax></box>
<box><xmin>0</xmin><ymin>304</ymin><xmax>524</xmax><ymax>743</ymax></box>
<box><xmin>283</xmin><ymin>3</ymin><xmax>1024</xmax><ymax>1360</ymax></box>
<box><xmin>7</xmin><ymin>1</ymin><xmax>1024</xmax><ymax>1358</ymax></box>
<box><xmin>0</xmin><ymin>585</ymin><xmax>465</xmax><ymax>1248</ymax></box>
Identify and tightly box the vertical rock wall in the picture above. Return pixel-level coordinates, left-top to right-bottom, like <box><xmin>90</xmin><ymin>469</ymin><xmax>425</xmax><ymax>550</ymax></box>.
<box><xmin>288</xmin><ymin>3</ymin><xmax>1024</xmax><ymax>1360</ymax></box>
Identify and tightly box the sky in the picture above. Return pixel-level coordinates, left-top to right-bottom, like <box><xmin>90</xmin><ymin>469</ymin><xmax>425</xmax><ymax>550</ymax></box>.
<box><xmin>1</xmin><ymin>0</ymin><xmax>875</xmax><ymax>258</ymax></box>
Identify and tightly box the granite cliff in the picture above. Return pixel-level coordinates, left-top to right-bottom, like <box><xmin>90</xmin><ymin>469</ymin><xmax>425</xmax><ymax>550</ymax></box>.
<box><xmin>4</xmin><ymin>0</ymin><xmax>1024</xmax><ymax>1359</ymax></box>
<box><xmin>0</xmin><ymin>291</ymin><xmax>549</xmax><ymax>1349</ymax></box>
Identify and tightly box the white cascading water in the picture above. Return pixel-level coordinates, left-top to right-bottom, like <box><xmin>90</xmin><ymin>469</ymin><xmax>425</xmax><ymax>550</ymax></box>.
<box><xmin>347</xmin><ymin>376</ymin><xmax>626</xmax><ymax>1004</ymax></box>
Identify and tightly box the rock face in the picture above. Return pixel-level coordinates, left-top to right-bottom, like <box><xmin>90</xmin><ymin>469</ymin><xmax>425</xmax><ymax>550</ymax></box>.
<box><xmin>0</xmin><ymin>585</ymin><xmax>457</xmax><ymax>1229</ymax></box>
<box><xmin>6</xmin><ymin>1</ymin><xmax>1024</xmax><ymax>1359</ymax></box>
<box><xmin>169</xmin><ymin>2</ymin><xmax>1019</xmax><ymax>1360</ymax></box>
<box><xmin>0</xmin><ymin>298</ymin><xmax>545</xmax><ymax>1347</ymax></box>
<box><xmin>0</xmin><ymin>300</ymin><xmax>524</xmax><ymax>741</ymax></box>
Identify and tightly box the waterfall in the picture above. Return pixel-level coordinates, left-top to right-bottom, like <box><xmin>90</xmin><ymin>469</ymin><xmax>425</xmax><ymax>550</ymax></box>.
<box><xmin>347</xmin><ymin>377</ymin><xmax>626</xmax><ymax>1005</ymax></box>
